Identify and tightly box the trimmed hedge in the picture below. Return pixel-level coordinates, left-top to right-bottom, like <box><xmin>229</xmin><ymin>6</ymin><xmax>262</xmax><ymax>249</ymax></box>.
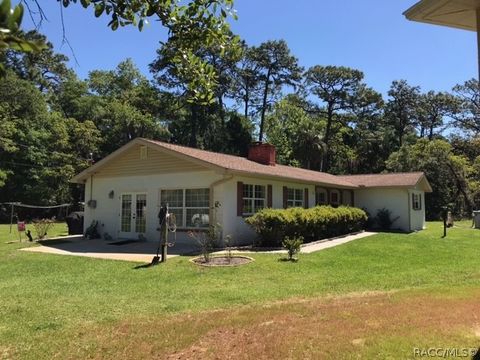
<box><xmin>245</xmin><ymin>206</ymin><xmax>367</xmax><ymax>247</ymax></box>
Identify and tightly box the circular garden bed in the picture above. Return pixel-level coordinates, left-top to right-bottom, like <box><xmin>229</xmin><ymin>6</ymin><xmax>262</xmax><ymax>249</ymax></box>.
<box><xmin>190</xmin><ymin>255</ymin><xmax>254</xmax><ymax>267</ymax></box>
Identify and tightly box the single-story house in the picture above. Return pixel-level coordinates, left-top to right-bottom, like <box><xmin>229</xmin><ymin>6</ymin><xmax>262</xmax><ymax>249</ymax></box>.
<box><xmin>71</xmin><ymin>138</ymin><xmax>432</xmax><ymax>244</ymax></box>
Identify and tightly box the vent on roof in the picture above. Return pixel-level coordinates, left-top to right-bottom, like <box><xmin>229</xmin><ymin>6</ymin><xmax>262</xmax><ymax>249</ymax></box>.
<box><xmin>247</xmin><ymin>142</ymin><xmax>276</xmax><ymax>166</ymax></box>
<box><xmin>140</xmin><ymin>145</ymin><xmax>148</xmax><ymax>160</ymax></box>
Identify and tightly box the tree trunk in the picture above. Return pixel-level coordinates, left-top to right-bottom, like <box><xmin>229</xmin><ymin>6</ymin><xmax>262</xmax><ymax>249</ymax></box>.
<box><xmin>428</xmin><ymin>125</ymin><xmax>434</xmax><ymax>140</ymax></box>
<box><xmin>258</xmin><ymin>69</ymin><xmax>271</xmax><ymax>142</ymax></box>
<box><xmin>244</xmin><ymin>88</ymin><xmax>249</xmax><ymax>121</ymax></box>
<box><xmin>323</xmin><ymin>104</ymin><xmax>334</xmax><ymax>172</ymax></box>
<box><xmin>446</xmin><ymin>161</ymin><xmax>474</xmax><ymax>213</ymax></box>
<box><xmin>218</xmin><ymin>94</ymin><xmax>225</xmax><ymax>125</ymax></box>
<box><xmin>189</xmin><ymin>104</ymin><xmax>199</xmax><ymax>147</ymax></box>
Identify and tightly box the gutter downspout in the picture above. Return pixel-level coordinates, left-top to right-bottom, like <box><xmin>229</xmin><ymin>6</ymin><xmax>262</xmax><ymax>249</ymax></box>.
<box><xmin>209</xmin><ymin>174</ymin><xmax>234</xmax><ymax>238</ymax></box>
<box><xmin>89</xmin><ymin>175</ymin><xmax>94</xmax><ymax>203</ymax></box>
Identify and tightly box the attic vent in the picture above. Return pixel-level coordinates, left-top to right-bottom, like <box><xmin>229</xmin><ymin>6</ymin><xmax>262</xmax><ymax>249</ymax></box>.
<box><xmin>140</xmin><ymin>146</ymin><xmax>148</xmax><ymax>160</ymax></box>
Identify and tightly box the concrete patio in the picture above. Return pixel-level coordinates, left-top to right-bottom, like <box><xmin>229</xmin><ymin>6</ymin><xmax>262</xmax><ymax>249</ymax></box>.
<box><xmin>19</xmin><ymin>231</ymin><xmax>377</xmax><ymax>263</ymax></box>
<box><xmin>20</xmin><ymin>235</ymin><xmax>199</xmax><ymax>263</ymax></box>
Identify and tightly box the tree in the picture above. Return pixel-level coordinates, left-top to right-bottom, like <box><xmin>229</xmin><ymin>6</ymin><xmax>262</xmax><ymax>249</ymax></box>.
<box><xmin>386</xmin><ymin>139</ymin><xmax>473</xmax><ymax>219</ymax></box>
<box><xmin>0</xmin><ymin>72</ymin><xmax>101</xmax><ymax>204</ymax></box>
<box><xmin>416</xmin><ymin>91</ymin><xmax>458</xmax><ymax>140</ymax></box>
<box><xmin>52</xmin><ymin>0</ymin><xmax>240</xmax><ymax>104</ymax></box>
<box><xmin>384</xmin><ymin>80</ymin><xmax>420</xmax><ymax>147</ymax></box>
<box><xmin>151</xmin><ymin>40</ymin><xmax>250</xmax><ymax>151</ymax></box>
<box><xmin>453</xmin><ymin>79</ymin><xmax>480</xmax><ymax>135</ymax></box>
<box><xmin>230</xmin><ymin>43</ymin><xmax>262</xmax><ymax>121</ymax></box>
<box><xmin>266</xmin><ymin>95</ymin><xmax>326</xmax><ymax>169</ymax></box>
<box><xmin>87</xmin><ymin>59</ymin><xmax>170</xmax><ymax>155</ymax></box>
<box><xmin>249</xmin><ymin>40</ymin><xmax>303</xmax><ymax>142</ymax></box>
<box><xmin>347</xmin><ymin>86</ymin><xmax>390</xmax><ymax>174</ymax></box>
<box><xmin>3</xmin><ymin>30</ymin><xmax>70</xmax><ymax>96</ymax></box>
<box><xmin>304</xmin><ymin>65</ymin><xmax>371</xmax><ymax>172</ymax></box>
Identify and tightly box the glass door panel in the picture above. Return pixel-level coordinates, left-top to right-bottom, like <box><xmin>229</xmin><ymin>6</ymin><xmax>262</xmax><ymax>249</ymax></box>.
<box><xmin>135</xmin><ymin>194</ymin><xmax>147</xmax><ymax>233</ymax></box>
<box><xmin>121</xmin><ymin>194</ymin><xmax>132</xmax><ymax>233</ymax></box>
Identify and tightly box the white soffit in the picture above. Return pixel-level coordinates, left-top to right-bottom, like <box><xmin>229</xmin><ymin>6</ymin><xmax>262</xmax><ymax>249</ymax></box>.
<box><xmin>404</xmin><ymin>0</ymin><xmax>480</xmax><ymax>32</ymax></box>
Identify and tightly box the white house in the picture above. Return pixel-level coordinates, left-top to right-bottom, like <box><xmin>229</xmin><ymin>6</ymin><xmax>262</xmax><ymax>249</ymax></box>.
<box><xmin>71</xmin><ymin>138</ymin><xmax>432</xmax><ymax>244</ymax></box>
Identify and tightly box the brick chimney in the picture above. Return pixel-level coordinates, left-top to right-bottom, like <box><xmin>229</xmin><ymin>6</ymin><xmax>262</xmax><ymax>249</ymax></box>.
<box><xmin>247</xmin><ymin>142</ymin><xmax>276</xmax><ymax>166</ymax></box>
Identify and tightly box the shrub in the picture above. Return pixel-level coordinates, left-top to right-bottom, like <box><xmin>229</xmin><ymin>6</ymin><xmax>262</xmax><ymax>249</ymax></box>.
<box><xmin>223</xmin><ymin>234</ymin><xmax>234</xmax><ymax>263</ymax></box>
<box><xmin>282</xmin><ymin>236</ymin><xmax>303</xmax><ymax>261</ymax></box>
<box><xmin>188</xmin><ymin>228</ymin><xmax>217</xmax><ymax>263</ymax></box>
<box><xmin>246</xmin><ymin>206</ymin><xmax>367</xmax><ymax>247</ymax></box>
<box><xmin>32</xmin><ymin>218</ymin><xmax>55</xmax><ymax>240</ymax></box>
<box><xmin>375</xmin><ymin>208</ymin><xmax>399</xmax><ymax>230</ymax></box>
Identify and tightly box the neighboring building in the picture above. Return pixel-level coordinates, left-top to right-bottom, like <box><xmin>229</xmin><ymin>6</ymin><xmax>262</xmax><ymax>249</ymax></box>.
<box><xmin>71</xmin><ymin>138</ymin><xmax>432</xmax><ymax>244</ymax></box>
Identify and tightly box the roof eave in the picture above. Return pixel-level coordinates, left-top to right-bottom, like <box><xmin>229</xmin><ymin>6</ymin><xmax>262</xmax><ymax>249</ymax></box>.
<box><xmin>226</xmin><ymin>169</ymin><xmax>358</xmax><ymax>189</ymax></box>
<box><xmin>404</xmin><ymin>0</ymin><xmax>478</xmax><ymax>32</ymax></box>
<box><xmin>416</xmin><ymin>174</ymin><xmax>434</xmax><ymax>193</ymax></box>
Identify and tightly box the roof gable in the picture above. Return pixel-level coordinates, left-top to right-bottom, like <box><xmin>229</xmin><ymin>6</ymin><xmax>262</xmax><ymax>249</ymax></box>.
<box><xmin>71</xmin><ymin>139</ymin><xmax>215</xmax><ymax>183</ymax></box>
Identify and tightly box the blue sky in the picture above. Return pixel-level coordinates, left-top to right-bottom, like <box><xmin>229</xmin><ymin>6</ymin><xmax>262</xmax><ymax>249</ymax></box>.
<box><xmin>19</xmin><ymin>1</ymin><xmax>477</xmax><ymax>95</ymax></box>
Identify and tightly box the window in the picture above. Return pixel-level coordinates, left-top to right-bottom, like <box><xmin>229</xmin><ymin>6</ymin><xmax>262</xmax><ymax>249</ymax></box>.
<box><xmin>412</xmin><ymin>193</ymin><xmax>422</xmax><ymax>210</ymax></box>
<box><xmin>316</xmin><ymin>188</ymin><xmax>327</xmax><ymax>205</ymax></box>
<box><xmin>287</xmin><ymin>188</ymin><xmax>304</xmax><ymax>208</ymax></box>
<box><xmin>160</xmin><ymin>188</ymin><xmax>210</xmax><ymax>228</ymax></box>
<box><xmin>242</xmin><ymin>184</ymin><xmax>265</xmax><ymax>215</ymax></box>
<box><xmin>330</xmin><ymin>190</ymin><xmax>340</xmax><ymax>205</ymax></box>
<box><xmin>140</xmin><ymin>145</ymin><xmax>148</xmax><ymax>160</ymax></box>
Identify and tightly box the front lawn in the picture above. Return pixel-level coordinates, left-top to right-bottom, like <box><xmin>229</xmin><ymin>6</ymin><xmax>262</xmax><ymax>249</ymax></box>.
<box><xmin>0</xmin><ymin>222</ymin><xmax>479</xmax><ymax>359</ymax></box>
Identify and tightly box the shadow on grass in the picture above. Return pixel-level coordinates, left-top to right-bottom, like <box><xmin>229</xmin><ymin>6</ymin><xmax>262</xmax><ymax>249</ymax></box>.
<box><xmin>277</xmin><ymin>258</ymin><xmax>299</xmax><ymax>263</ymax></box>
<box><xmin>38</xmin><ymin>239</ymin><xmax>72</xmax><ymax>245</ymax></box>
<box><xmin>133</xmin><ymin>262</ymin><xmax>157</xmax><ymax>270</ymax></box>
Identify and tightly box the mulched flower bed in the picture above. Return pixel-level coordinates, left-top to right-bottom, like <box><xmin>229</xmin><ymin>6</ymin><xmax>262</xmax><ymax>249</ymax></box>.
<box><xmin>190</xmin><ymin>255</ymin><xmax>254</xmax><ymax>267</ymax></box>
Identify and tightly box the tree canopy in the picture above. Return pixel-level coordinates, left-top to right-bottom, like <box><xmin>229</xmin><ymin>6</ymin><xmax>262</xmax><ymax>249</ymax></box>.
<box><xmin>1</xmin><ymin>11</ymin><xmax>480</xmax><ymax>220</ymax></box>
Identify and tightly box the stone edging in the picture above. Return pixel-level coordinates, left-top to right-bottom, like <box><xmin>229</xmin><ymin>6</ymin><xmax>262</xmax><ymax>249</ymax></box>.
<box><xmin>189</xmin><ymin>255</ymin><xmax>255</xmax><ymax>267</ymax></box>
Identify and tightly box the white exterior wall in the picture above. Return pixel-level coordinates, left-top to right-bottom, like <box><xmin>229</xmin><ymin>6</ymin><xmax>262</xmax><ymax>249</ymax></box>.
<box><xmin>354</xmin><ymin>188</ymin><xmax>410</xmax><ymax>231</ymax></box>
<box><xmin>83</xmin><ymin>170</ymin><xmax>224</xmax><ymax>242</ymax></box>
<box><xmin>83</xmin><ymin>171</ymin><xmax>357</xmax><ymax>245</ymax></box>
<box><xmin>354</xmin><ymin>188</ymin><xmax>425</xmax><ymax>232</ymax></box>
<box><xmin>82</xmin><ymin>167</ymin><xmax>427</xmax><ymax>244</ymax></box>
<box><xmin>221</xmin><ymin>176</ymin><xmax>317</xmax><ymax>245</ymax></box>
<box><xmin>408</xmin><ymin>189</ymin><xmax>426</xmax><ymax>231</ymax></box>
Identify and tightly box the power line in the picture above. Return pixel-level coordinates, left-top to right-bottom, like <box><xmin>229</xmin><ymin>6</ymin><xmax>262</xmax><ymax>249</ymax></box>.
<box><xmin>0</xmin><ymin>137</ymin><xmax>94</xmax><ymax>162</ymax></box>
<box><xmin>1</xmin><ymin>202</ymin><xmax>71</xmax><ymax>209</ymax></box>
<box><xmin>0</xmin><ymin>161</ymin><xmax>69</xmax><ymax>170</ymax></box>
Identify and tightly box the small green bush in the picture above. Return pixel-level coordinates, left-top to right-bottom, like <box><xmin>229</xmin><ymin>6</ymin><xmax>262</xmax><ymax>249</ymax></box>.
<box><xmin>282</xmin><ymin>236</ymin><xmax>303</xmax><ymax>261</ymax></box>
<box><xmin>375</xmin><ymin>208</ymin><xmax>399</xmax><ymax>230</ymax></box>
<box><xmin>246</xmin><ymin>206</ymin><xmax>367</xmax><ymax>247</ymax></box>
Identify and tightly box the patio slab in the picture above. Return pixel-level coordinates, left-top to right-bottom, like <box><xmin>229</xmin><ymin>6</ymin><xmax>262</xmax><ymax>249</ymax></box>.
<box><xmin>20</xmin><ymin>236</ymin><xmax>199</xmax><ymax>263</ymax></box>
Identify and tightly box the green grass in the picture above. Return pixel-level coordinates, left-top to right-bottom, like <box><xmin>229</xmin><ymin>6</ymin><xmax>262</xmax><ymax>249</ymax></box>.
<box><xmin>0</xmin><ymin>222</ymin><xmax>68</xmax><ymax>243</ymax></box>
<box><xmin>0</xmin><ymin>222</ymin><xmax>479</xmax><ymax>358</ymax></box>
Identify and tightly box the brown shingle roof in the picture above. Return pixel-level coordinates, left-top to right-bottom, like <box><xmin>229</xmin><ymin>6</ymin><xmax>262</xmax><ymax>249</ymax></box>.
<box><xmin>142</xmin><ymin>139</ymin><xmax>357</xmax><ymax>188</ymax></box>
<box><xmin>71</xmin><ymin>138</ymin><xmax>431</xmax><ymax>192</ymax></box>
<box><xmin>336</xmin><ymin>172</ymin><xmax>432</xmax><ymax>192</ymax></box>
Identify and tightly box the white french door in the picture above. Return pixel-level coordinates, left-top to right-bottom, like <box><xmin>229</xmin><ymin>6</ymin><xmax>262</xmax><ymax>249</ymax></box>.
<box><xmin>119</xmin><ymin>193</ymin><xmax>147</xmax><ymax>238</ymax></box>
